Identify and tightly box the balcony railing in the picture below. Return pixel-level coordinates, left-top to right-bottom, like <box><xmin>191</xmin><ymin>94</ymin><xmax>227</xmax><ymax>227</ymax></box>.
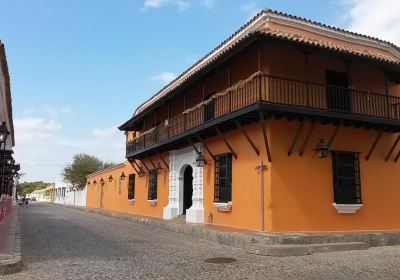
<box><xmin>127</xmin><ymin>72</ymin><xmax>400</xmax><ymax>155</ymax></box>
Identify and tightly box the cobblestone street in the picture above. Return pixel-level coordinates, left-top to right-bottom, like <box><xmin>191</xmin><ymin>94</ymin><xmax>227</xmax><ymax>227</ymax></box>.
<box><xmin>1</xmin><ymin>203</ymin><xmax>400</xmax><ymax>279</ymax></box>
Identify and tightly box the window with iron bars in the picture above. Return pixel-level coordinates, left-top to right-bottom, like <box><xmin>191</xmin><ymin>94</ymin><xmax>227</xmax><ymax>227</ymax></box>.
<box><xmin>214</xmin><ymin>153</ymin><xmax>232</xmax><ymax>203</ymax></box>
<box><xmin>148</xmin><ymin>170</ymin><xmax>157</xmax><ymax>200</ymax></box>
<box><xmin>128</xmin><ymin>174</ymin><xmax>135</xmax><ymax>200</ymax></box>
<box><xmin>332</xmin><ymin>151</ymin><xmax>362</xmax><ymax>204</ymax></box>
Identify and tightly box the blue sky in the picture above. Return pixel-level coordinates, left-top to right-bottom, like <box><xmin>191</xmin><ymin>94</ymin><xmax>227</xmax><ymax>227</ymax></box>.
<box><xmin>0</xmin><ymin>0</ymin><xmax>398</xmax><ymax>182</ymax></box>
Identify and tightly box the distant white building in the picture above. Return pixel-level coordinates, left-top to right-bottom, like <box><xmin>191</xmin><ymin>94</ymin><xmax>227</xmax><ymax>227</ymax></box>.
<box><xmin>54</xmin><ymin>181</ymin><xmax>86</xmax><ymax>207</ymax></box>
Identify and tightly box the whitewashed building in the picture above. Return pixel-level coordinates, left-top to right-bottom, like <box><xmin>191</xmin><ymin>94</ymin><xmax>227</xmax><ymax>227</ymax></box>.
<box><xmin>54</xmin><ymin>181</ymin><xmax>86</xmax><ymax>207</ymax></box>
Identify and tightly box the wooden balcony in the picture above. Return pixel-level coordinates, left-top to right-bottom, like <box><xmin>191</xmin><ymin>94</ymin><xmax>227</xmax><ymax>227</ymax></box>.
<box><xmin>126</xmin><ymin>72</ymin><xmax>400</xmax><ymax>158</ymax></box>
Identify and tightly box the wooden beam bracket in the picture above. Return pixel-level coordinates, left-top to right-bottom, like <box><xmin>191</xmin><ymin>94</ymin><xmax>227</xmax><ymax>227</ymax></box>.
<box><xmin>328</xmin><ymin>122</ymin><xmax>342</xmax><ymax>147</ymax></box>
<box><xmin>259</xmin><ymin>111</ymin><xmax>272</xmax><ymax>162</ymax></box>
<box><xmin>129</xmin><ymin>160</ymin><xmax>139</xmax><ymax>174</ymax></box>
<box><xmin>365</xmin><ymin>128</ymin><xmax>385</xmax><ymax>161</ymax></box>
<box><xmin>299</xmin><ymin>118</ymin><xmax>318</xmax><ymax>156</ymax></box>
<box><xmin>187</xmin><ymin>138</ymin><xmax>201</xmax><ymax>156</ymax></box>
<box><xmin>196</xmin><ymin>135</ymin><xmax>215</xmax><ymax>161</ymax></box>
<box><xmin>288</xmin><ymin>118</ymin><xmax>305</xmax><ymax>156</ymax></box>
<box><xmin>235</xmin><ymin>120</ymin><xmax>260</xmax><ymax>156</ymax></box>
<box><xmin>386</xmin><ymin>134</ymin><xmax>400</xmax><ymax>162</ymax></box>
<box><xmin>156</xmin><ymin>151</ymin><xmax>169</xmax><ymax>170</ymax></box>
<box><xmin>214</xmin><ymin>127</ymin><xmax>237</xmax><ymax>159</ymax></box>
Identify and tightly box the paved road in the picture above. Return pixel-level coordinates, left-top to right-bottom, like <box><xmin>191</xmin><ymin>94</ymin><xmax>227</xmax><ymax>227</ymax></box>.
<box><xmin>2</xmin><ymin>204</ymin><xmax>400</xmax><ymax>279</ymax></box>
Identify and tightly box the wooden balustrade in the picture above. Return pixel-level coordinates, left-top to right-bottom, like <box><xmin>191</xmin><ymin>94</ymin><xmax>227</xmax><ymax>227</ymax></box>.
<box><xmin>126</xmin><ymin>73</ymin><xmax>400</xmax><ymax>155</ymax></box>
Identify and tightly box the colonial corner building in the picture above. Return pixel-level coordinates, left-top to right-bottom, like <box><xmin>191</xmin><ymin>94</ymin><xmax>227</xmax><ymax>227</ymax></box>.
<box><xmin>86</xmin><ymin>9</ymin><xmax>400</xmax><ymax>232</ymax></box>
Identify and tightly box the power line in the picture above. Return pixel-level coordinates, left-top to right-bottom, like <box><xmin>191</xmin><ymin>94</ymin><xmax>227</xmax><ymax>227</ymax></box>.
<box><xmin>19</xmin><ymin>162</ymin><xmax>68</xmax><ymax>167</ymax></box>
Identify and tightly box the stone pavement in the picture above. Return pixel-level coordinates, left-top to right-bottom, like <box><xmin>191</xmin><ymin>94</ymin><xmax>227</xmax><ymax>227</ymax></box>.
<box><xmin>2</xmin><ymin>203</ymin><xmax>400</xmax><ymax>280</ymax></box>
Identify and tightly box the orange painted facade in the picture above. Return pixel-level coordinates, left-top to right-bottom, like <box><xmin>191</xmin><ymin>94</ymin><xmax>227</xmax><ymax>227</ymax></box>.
<box><xmin>87</xmin><ymin>11</ymin><xmax>400</xmax><ymax>233</ymax></box>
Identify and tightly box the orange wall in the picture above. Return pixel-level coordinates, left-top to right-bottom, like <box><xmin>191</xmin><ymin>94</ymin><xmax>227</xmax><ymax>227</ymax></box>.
<box><xmin>202</xmin><ymin>122</ymin><xmax>272</xmax><ymax>231</ymax></box>
<box><xmin>269</xmin><ymin>119</ymin><xmax>400</xmax><ymax>232</ymax></box>
<box><xmin>86</xmin><ymin>156</ymin><xmax>169</xmax><ymax>219</ymax></box>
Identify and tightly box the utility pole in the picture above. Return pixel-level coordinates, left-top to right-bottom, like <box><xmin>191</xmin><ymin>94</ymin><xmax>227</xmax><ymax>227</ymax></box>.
<box><xmin>255</xmin><ymin>160</ymin><xmax>267</xmax><ymax>232</ymax></box>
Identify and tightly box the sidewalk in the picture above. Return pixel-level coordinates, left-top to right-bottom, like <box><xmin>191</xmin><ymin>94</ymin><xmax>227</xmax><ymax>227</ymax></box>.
<box><xmin>0</xmin><ymin>206</ymin><xmax>22</xmax><ymax>274</ymax></box>
<box><xmin>66</xmin><ymin>205</ymin><xmax>400</xmax><ymax>256</ymax></box>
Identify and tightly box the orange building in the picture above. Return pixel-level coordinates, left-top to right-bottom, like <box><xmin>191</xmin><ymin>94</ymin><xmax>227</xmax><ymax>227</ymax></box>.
<box><xmin>86</xmin><ymin>9</ymin><xmax>400</xmax><ymax>233</ymax></box>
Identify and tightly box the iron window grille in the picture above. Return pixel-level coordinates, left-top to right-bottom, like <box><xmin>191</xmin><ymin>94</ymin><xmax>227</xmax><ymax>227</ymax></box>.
<box><xmin>214</xmin><ymin>153</ymin><xmax>232</xmax><ymax>203</ymax></box>
<box><xmin>128</xmin><ymin>174</ymin><xmax>135</xmax><ymax>200</ymax></box>
<box><xmin>148</xmin><ymin>170</ymin><xmax>157</xmax><ymax>200</ymax></box>
<box><xmin>332</xmin><ymin>151</ymin><xmax>362</xmax><ymax>204</ymax></box>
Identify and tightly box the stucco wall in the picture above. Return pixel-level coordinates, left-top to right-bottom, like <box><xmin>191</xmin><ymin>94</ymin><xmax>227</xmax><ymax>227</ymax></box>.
<box><xmin>269</xmin><ymin>119</ymin><xmax>400</xmax><ymax>232</ymax></box>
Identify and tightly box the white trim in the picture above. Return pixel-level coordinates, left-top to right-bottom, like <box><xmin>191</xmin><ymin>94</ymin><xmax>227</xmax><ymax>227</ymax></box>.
<box><xmin>214</xmin><ymin>202</ymin><xmax>232</xmax><ymax>212</ymax></box>
<box><xmin>163</xmin><ymin>145</ymin><xmax>204</xmax><ymax>223</ymax></box>
<box><xmin>128</xmin><ymin>199</ymin><xmax>135</xmax><ymax>205</ymax></box>
<box><xmin>333</xmin><ymin>203</ymin><xmax>363</xmax><ymax>214</ymax></box>
<box><xmin>148</xmin><ymin>199</ymin><xmax>157</xmax><ymax>206</ymax></box>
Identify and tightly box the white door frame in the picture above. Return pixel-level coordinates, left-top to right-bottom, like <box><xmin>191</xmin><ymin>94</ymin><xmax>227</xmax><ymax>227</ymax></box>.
<box><xmin>163</xmin><ymin>145</ymin><xmax>204</xmax><ymax>223</ymax></box>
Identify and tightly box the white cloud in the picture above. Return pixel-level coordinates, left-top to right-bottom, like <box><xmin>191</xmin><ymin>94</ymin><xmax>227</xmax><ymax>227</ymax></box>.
<box><xmin>342</xmin><ymin>0</ymin><xmax>400</xmax><ymax>45</ymax></box>
<box><xmin>142</xmin><ymin>0</ymin><xmax>216</xmax><ymax>11</ymax></box>
<box><xmin>92</xmin><ymin>126</ymin><xmax>119</xmax><ymax>138</ymax></box>
<box><xmin>22</xmin><ymin>105</ymin><xmax>72</xmax><ymax>118</ymax></box>
<box><xmin>142</xmin><ymin>0</ymin><xmax>190</xmax><ymax>11</ymax></box>
<box><xmin>14</xmin><ymin>118</ymin><xmax>61</xmax><ymax>143</ymax></box>
<box><xmin>14</xmin><ymin>118</ymin><xmax>124</xmax><ymax>183</ymax></box>
<box><xmin>151</xmin><ymin>71</ymin><xmax>177</xmax><ymax>84</ymax></box>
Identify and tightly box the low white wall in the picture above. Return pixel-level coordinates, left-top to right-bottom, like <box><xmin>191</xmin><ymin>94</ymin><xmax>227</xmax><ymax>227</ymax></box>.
<box><xmin>65</xmin><ymin>188</ymin><xmax>87</xmax><ymax>207</ymax></box>
<box><xmin>54</xmin><ymin>186</ymin><xmax>86</xmax><ymax>207</ymax></box>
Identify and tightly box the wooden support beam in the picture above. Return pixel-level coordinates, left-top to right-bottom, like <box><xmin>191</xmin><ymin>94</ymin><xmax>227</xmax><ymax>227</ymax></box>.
<box><xmin>156</xmin><ymin>151</ymin><xmax>169</xmax><ymax>170</ymax></box>
<box><xmin>214</xmin><ymin>127</ymin><xmax>237</xmax><ymax>159</ymax></box>
<box><xmin>141</xmin><ymin>160</ymin><xmax>150</xmax><ymax>173</ymax></box>
<box><xmin>235</xmin><ymin>120</ymin><xmax>260</xmax><ymax>156</ymax></box>
<box><xmin>187</xmin><ymin>138</ymin><xmax>201</xmax><ymax>156</ymax></box>
<box><xmin>132</xmin><ymin>160</ymin><xmax>141</xmax><ymax>171</ymax></box>
<box><xmin>147</xmin><ymin>155</ymin><xmax>157</xmax><ymax>169</ymax></box>
<box><xmin>365</xmin><ymin>128</ymin><xmax>385</xmax><ymax>161</ymax></box>
<box><xmin>259</xmin><ymin>111</ymin><xmax>272</xmax><ymax>162</ymax></box>
<box><xmin>129</xmin><ymin>161</ymin><xmax>139</xmax><ymax>174</ymax></box>
<box><xmin>386</xmin><ymin>134</ymin><xmax>400</xmax><ymax>162</ymax></box>
<box><xmin>196</xmin><ymin>135</ymin><xmax>215</xmax><ymax>161</ymax></box>
<box><xmin>328</xmin><ymin>122</ymin><xmax>342</xmax><ymax>147</ymax></box>
<box><xmin>395</xmin><ymin>147</ymin><xmax>400</xmax><ymax>162</ymax></box>
<box><xmin>299</xmin><ymin>119</ymin><xmax>317</xmax><ymax>156</ymax></box>
<box><xmin>288</xmin><ymin>119</ymin><xmax>305</xmax><ymax>156</ymax></box>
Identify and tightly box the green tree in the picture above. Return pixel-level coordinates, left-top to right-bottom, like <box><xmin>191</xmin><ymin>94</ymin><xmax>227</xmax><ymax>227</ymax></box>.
<box><xmin>17</xmin><ymin>181</ymin><xmax>53</xmax><ymax>196</ymax></box>
<box><xmin>62</xmin><ymin>153</ymin><xmax>115</xmax><ymax>189</ymax></box>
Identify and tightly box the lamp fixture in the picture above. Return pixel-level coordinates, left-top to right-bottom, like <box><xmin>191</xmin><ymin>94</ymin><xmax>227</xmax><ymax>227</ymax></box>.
<box><xmin>313</xmin><ymin>139</ymin><xmax>329</xmax><ymax>158</ymax></box>
<box><xmin>195</xmin><ymin>153</ymin><xmax>206</xmax><ymax>167</ymax></box>
<box><xmin>108</xmin><ymin>175</ymin><xmax>114</xmax><ymax>182</ymax></box>
<box><xmin>0</xmin><ymin>122</ymin><xmax>9</xmax><ymax>143</ymax></box>
<box><xmin>120</xmin><ymin>172</ymin><xmax>126</xmax><ymax>181</ymax></box>
<box><xmin>138</xmin><ymin>167</ymin><xmax>145</xmax><ymax>177</ymax></box>
<box><xmin>100</xmin><ymin>178</ymin><xmax>105</xmax><ymax>185</ymax></box>
<box><xmin>156</xmin><ymin>162</ymin><xmax>162</xmax><ymax>174</ymax></box>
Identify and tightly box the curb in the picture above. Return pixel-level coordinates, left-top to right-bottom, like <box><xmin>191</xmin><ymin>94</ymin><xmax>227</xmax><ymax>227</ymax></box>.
<box><xmin>64</xmin><ymin>206</ymin><xmax>380</xmax><ymax>256</ymax></box>
<box><xmin>0</xmin><ymin>206</ymin><xmax>23</xmax><ymax>275</ymax></box>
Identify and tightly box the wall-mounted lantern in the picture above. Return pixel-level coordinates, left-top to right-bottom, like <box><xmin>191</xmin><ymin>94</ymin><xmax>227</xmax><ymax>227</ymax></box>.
<box><xmin>313</xmin><ymin>139</ymin><xmax>329</xmax><ymax>158</ymax></box>
<box><xmin>138</xmin><ymin>167</ymin><xmax>146</xmax><ymax>177</ymax></box>
<box><xmin>0</xmin><ymin>122</ymin><xmax>9</xmax><ymax>143</ymax></box>
<box><xmin>108</xmin><ymin>175</ymin><xmax>114</xmax><ymax>182</ymax></box>
<box><xmin>195</xmin><ymin>153</ymin><xmax>206</xmax><ymax>167</ymax></box>
<box><xmin>156</xmin><ymin>162</ymin><xmax>162</xmax><ymax>174</ymax></box>
<box><xmin>100</xmin><ymin>178</ymin><xmax>105</xmax><ymax>185</ymax></box>
<box><xmin>93</xmin><ymin>180</ymin><xmax>97</xmax><ymax>186</ymax></box>
<box><xmin>87</xmin><ymin>181</ymin><xmax>91</xmax><ymax>186</ymax></box>
<box><xmin>120</xmin><ymin>172</ymin><xmax>126</xmax><ymax>181</ymax></box>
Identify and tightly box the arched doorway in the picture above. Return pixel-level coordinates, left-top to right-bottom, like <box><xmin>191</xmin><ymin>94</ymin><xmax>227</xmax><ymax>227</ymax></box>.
<box><xmin>183</xmin><ymin>165</ymin><xmax>193</xmax><ymax>215</ymax></box>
